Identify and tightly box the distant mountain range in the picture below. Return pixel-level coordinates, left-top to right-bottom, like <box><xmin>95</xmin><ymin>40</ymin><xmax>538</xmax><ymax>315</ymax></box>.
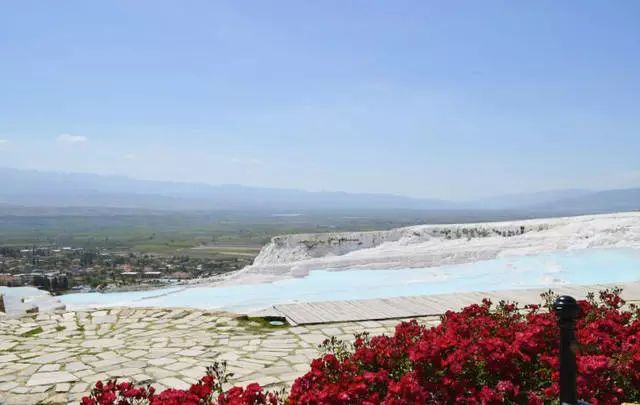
<box><xmin>0</xmin><ymin>167</ymin><xmax>638</xmax><ymax>214</ymax></box>
<box><xmin>463</xmin><ymin>189</ymin><xmax>594</xmax><ymax>210</ymax></box>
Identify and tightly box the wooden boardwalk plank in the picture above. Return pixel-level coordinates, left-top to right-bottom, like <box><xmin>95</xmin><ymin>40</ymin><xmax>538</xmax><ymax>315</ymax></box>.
<box><xmin>269</xmin><ymin>281</ymin><xmax>640</xmax><ymax>325</ymax></box>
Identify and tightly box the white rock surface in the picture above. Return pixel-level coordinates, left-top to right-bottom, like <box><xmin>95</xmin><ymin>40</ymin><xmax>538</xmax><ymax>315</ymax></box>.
<box><xmin>0</xmin><ymin>287</ymin><xmax>66</xmax><ymax>316</ymax></box>
<box><xmin>26</xmin><ymin>371</ymin><xmax>78</xmax><ymax>386</ymax></box>
<box><xmin>224</xmin><ymin>212</ymin><xmax>640</xmax><ymax>284</ymax></box>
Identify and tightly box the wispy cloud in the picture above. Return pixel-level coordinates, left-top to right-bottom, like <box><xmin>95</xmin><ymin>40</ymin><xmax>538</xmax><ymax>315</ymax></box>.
<box><xmin>123</xmin><ymin>154</ymin><xmax>135</xmax><ymax>160</ymax></box>
<box><xmin>0</xmin><ymin>140</ymin><xmax>7</xmax><ymax>150</ymax></box>
<box><xmin>57</xmin><ymin>134</ymin><xmax>88</xmax><ymax>143</ymax></box>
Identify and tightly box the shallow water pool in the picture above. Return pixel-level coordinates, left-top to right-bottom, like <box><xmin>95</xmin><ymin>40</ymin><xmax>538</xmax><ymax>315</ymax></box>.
<box><xmin>59</xmin><ymin>248</ymin><xmax>640</xmax><ymax>313</ymax></box>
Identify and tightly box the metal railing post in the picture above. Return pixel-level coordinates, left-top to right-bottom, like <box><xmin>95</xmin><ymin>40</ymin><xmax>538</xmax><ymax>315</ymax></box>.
<box><xmin>552</xmin><ymin>295</ymin><xmax>581</xmax><ymax>405</ymax></box>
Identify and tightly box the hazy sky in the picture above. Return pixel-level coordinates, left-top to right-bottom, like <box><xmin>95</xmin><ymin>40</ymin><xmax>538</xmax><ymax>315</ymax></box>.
<box><xmin>1</xmin><ymin>1</ymin><xmax>639</xmax><ymax>199</ymax></box>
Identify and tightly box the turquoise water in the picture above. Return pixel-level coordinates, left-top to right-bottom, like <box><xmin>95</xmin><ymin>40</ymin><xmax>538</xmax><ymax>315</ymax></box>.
<box><xmin>59</xmin><ymin>248</ymin><xmax>640</xmax><ymax>313</ymax></box>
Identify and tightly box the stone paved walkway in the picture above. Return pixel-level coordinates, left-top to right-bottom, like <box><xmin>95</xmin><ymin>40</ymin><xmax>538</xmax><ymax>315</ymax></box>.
<box><xmin>0</xmin><ymin>308</ymin><xmax>440</xmax><ymax>405</ymax></box>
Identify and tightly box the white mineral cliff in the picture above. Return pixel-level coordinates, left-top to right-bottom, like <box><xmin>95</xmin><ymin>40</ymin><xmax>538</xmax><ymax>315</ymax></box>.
<box><xmin>223</xmin><ymin>212</ymin><xmax>640</xmax><ymax>285</ymax></box>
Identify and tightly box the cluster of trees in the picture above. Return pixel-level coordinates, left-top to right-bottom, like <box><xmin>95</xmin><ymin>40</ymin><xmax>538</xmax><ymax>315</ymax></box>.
<box><xmin>432</xmin><ymin>225</ymin><xmax>529</xmax><ymax>240</ymax></box>
<box><xmin>33</xmin><ymin>274</ymin><xmax>69</xmax><ymax>292</ymax></box>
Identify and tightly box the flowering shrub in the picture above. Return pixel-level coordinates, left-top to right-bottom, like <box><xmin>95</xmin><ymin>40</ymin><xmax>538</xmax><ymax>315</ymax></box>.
<box><xmin>80</xmin><ymin>362</ymin><xmax>286</xmax><ymax>405</ymax></box>
<box><xmin>82</xmin><ymin>288</ymin><xmax>640</xmax><ymax>405</ymax></box>
<box><xmin>290</xmin><ymin>288</ymin><xmax>640</xmax><ymax>404</ymax></box>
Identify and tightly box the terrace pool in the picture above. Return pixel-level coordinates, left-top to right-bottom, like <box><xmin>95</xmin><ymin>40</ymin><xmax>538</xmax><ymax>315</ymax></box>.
<box><xmin>59</xmin><ymin>248</ymin><xmax>640</xmax><ymax>313</ymax></box>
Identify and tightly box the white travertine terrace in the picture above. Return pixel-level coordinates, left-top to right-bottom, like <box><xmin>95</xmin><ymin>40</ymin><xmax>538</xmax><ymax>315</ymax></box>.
<box><xmin>224</xmin><ymin>212</ymin><xmax>640</xmax><ymax>285</ymax></box>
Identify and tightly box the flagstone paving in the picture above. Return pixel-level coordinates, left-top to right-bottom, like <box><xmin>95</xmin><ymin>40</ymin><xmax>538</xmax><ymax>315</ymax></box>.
<box><xmin>0</xmin><ymin>308</ymin><xmax>441</xmax><ymax>405</ymax></box>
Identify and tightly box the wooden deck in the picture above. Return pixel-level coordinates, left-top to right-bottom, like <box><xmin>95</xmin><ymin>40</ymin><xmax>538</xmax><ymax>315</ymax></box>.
<box><xmin>249</xmin><ymin>281</ymin><xmax>640</xmax><ymax>325</ymax></box>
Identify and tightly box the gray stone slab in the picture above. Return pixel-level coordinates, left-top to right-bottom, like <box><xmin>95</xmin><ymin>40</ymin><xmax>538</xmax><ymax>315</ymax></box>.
<box><xmin>26</xmin><ymin>371</ymin><xmax>78</xmax><ymax>386</ymax></box>
<box><xmin>81</xmin><ymin>339</ymin><xmax>125</xmax><ymax>348</ymax></box>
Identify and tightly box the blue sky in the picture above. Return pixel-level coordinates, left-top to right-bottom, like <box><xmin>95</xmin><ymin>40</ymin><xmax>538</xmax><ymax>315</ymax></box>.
<box><xmin>1</xmin><ymin>1</ymin><xmax>639</xmax><ymax>200</ymax></box>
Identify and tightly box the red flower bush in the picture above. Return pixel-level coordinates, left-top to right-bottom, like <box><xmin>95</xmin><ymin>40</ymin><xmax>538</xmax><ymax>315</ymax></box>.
<box><xmin>289</xmin><ymin>288</ymin><xmax>640</xmax><ymax>405</ymax></box>
<box><xmin>81</xmin><ymin>363</ymin><xmax>286</xmax><ymax>405</ymax></box>
<box><xmin>82</xmin><ymin>288</ymin><xmax>640</xmax><ymax>405</ymax></box>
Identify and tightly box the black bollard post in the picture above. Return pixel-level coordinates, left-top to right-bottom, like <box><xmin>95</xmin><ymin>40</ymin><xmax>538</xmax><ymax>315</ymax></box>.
<box><xmin>552</xmin><ymin>295</ymin><xmax>581</xmax><ymax>405</ymax></box>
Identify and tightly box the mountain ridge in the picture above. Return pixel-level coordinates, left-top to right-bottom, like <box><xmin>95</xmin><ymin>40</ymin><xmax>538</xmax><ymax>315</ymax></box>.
<box><xmin>0</xmin><ymin>167</ymin><xmax>638</xmax><ymax>213</ymax></box>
